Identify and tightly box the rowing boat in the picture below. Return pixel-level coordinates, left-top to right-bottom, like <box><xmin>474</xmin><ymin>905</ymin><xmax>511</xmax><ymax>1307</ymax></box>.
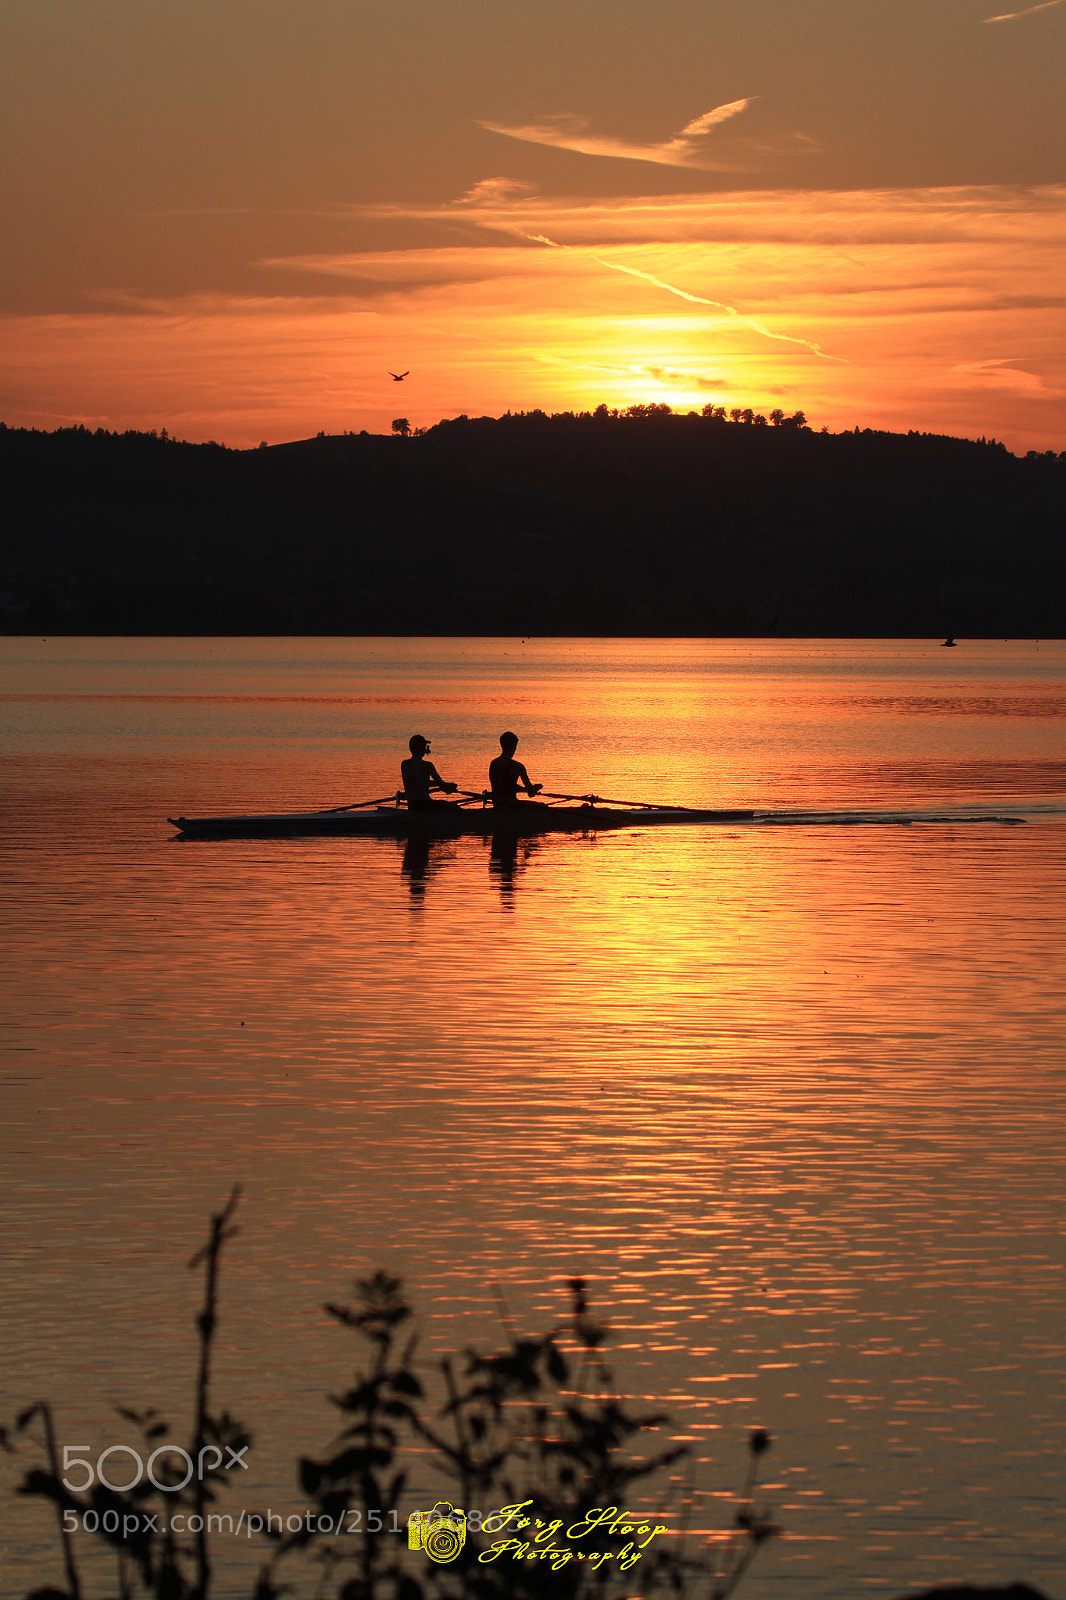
<box><xmin>167</xmin><ymin>802</ymin><xmax>755</xmax><ymax>839</ymax></box>
<box><xmin>166</xmin><ymin>799</ymin><xmax>1033</xmax><ymax>838</ymax></box>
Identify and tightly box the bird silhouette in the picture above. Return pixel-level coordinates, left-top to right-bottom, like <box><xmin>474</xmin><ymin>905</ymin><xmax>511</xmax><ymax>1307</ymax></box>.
<box><xmin>389</xmin><ymin>370</ymin><xmax>409</xmax><ymax>382</ymax></box>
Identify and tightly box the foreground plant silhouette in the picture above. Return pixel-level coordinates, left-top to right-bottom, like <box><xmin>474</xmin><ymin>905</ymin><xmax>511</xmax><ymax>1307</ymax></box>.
<box><xmin>5</xmin><ymin>1195</ymin><xmax>779</xmax><ymax>1600</ymax></box>
<box><xmin>4</xmin><ymin>1189</ymin><xmax>250</xmax><ymax>1600</ymax></box>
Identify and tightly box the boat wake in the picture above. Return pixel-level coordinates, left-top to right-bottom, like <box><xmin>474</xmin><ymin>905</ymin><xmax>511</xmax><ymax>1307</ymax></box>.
<box><xmin>751</xmin><ymin>802</ymin><xmax>1066</xmax><ymax>827</ymax></box>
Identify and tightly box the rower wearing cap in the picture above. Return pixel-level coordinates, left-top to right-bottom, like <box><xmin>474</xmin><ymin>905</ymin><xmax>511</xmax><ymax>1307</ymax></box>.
<box><xmin>489</xmin><ymin>732</ymin><xmax>543</xmax><ymax>809</ymax></box>
<box><xmin>400</xmin><ymin>735</ymin><xmax>459</xmax><ymax>811</ymax></box>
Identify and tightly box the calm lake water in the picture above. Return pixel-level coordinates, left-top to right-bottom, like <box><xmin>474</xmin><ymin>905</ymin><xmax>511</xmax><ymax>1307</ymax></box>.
<box><xmin>1</xmin><ymin>637</ymin><xmax>1064</xmax><ymax>1599</ymax></box>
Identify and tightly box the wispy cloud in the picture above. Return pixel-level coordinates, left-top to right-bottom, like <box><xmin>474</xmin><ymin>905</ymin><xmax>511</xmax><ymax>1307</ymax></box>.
<box><xmin>352</xmin><ymin>182</ymin><xmax>1066</xmax><ymax>252</ymax></box>
<box><xmin>643</xmin><ymin>363</ymin><xmax>725</xmax><ymax>392</ymax></box>
<box><xmin>478</xmin><ymin>99</ymin><xmax>753</xmax><ymax>169</ymax></box>
<box><xmin>984</xmin><ymin>0</ymin><xmax>1064</xmax><ymax>21</ymax></box>
<box><xmin>457</xmin><ymin>177</ymin><xmax>536</xmax><ymax>206</ymax></box>
<box><xmin>952</xmin><ymin>357</ymin><xmax>1047</xmax><ymax>393</ymax></box>
<box><xmin>581</xmin><ymin>359</ymin><xmax>727</xmax><ymax>393</ymax></box>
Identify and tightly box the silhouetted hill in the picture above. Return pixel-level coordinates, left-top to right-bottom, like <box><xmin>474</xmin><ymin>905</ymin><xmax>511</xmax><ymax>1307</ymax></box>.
<box><xmin>2</xmin><ymin>411</ymin><xmax>1063</xmax><ymax>634</ymax></box>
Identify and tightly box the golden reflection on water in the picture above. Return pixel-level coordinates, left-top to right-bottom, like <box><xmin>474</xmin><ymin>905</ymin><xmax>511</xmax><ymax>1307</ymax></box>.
<box><xmin>1</xmin><ymin>639</ymin><xmax>1065</xmax><ymax>1597</ymax></box>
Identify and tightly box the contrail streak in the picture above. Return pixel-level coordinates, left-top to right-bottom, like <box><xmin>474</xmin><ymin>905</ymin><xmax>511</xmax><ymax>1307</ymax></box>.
<box><xmin>594</xmin><ymin>257</ymin><xmax>715</xmax><ymax>306</ymax></box>
<box><xmin>524</xmin><ymin>233</ymin><xmax>837</xmax><ymax>359</ymax></box>
<box><xmin>984</xmin><ymin>0</ymin><xmax>1063</xmax><ymax>20</ymax></box>
<box><xmin>596</xmin><ymin>257</ymin><xmax>835</xmax><ymax>357</ymax></box>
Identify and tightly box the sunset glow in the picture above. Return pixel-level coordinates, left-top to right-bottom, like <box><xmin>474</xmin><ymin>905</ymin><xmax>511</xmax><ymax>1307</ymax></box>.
<box><xmin>2</xmin><ymin>1</ymin><xmax>1064</xmax><ymax>449</ymax></box>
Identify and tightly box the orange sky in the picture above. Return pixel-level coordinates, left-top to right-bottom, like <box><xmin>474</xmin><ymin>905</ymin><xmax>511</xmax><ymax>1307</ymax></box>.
<box><xmin>2</xmin><ymin>1</ymin><xmax>1065</xmax><ymax>450</ymax></box>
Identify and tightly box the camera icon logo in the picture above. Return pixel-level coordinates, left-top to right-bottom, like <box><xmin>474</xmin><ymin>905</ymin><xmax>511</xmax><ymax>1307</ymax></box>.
<box><xmin>407</xmin><ymin>1500</ymin><xmax>467</xmax><ymax>1563</ymax></box>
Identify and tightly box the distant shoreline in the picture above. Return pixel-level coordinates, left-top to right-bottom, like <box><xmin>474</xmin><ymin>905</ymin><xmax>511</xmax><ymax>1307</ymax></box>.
<box><xmin>3</xmin><ymin>632</ymin><xmax>1063</xmax><ymax>641</ymax></box>
<box><xmin>3</xmin><ymin>413</ymin><xmax>1063</xmax><ymax>638</ymax></box>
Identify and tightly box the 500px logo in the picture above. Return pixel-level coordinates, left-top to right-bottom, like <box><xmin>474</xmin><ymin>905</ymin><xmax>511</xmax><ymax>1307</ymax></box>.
<box><xmin>60</xmin><ymin>1443</ymin><xmax>249</xmax><ymax>1494</ymax></box>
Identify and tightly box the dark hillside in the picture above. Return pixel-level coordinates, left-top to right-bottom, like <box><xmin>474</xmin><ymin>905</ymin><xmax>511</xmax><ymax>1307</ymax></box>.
<box><xmin>1</xmin><ymin>411</ymin><xmax>1063</xmax><ymax>634</ymax></box>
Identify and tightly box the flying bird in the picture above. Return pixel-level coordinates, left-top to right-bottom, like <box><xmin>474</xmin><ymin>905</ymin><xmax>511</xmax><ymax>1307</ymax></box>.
<box><xmin>389</xmin><ymin>370</ymin><xmax>410</xmax><ymax>381</ymax></box>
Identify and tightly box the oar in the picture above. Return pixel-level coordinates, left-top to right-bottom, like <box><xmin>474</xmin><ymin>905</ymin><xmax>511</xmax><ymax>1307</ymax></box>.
<box><xmin>538</xmin><ymin>791</ymin><xmax>694</xmax><ymax>811</ymax></box>
<box><xmin>316</xmin><ymin>792</ymin><xmax>403</xmax><ymax>814</ymax></box>
<box><xmin>454</xmin><ymin>788</ymin><xmax>560</xmax><ymax>807</ymax></box>
<box><xmin>457</xmin><ymin>788</ymin><xmax>693</xmax><ymax>811</ymax></box>
<box><xmin>323</xmin><ymin>789</ymin><xmax>486</xmax><ymax>814</ymax></box>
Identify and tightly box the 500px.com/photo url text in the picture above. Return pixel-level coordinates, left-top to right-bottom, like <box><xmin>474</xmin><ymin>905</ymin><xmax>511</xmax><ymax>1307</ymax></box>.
<box><xmin>60</xmin><ymin>1510</ymin><xmax>393</xmax><ymax>1539</ymax></box>
<box><xmin>58</xmin><ymin>1507</ymin><xmax>533</xmax><ymax>1539</ymax></box>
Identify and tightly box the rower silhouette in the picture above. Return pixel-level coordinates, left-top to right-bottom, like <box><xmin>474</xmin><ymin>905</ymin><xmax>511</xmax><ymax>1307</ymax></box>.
<box><xmin>400</xmin><ymin>734</ymin><xmax>458</xmax><ymax>811</ymax></box>
<box><xmin>489</xmin><ymin>732</ymin><xmax>543</xmax><ymax>809</ymax></box>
